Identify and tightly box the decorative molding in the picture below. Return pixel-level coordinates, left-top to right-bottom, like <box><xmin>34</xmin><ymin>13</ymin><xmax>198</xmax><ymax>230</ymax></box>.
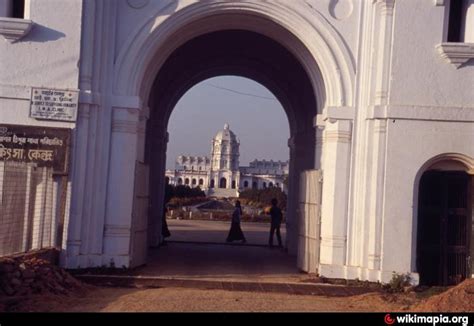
<box><xmin>111</xmin><ymin>95</ymin><xmax>141</xmax><ymax>109</ymax></box>
<box><xmin>436</xmin><ymin>43</ymin><xmax>474</xmax><ymax>68</ymax></box>
<box><xmin>374</xmin><ymin>0</ymin><xmax>395</xmax><ymax>16</ymax></box>
<box><xmin>373</xmin><ymin>120</ymin><xmax>387</xmax><ymax>134</ymax></box>
<box><xmin>320</xmin><ymin>236</ymin><xmax>347</xmax><ymax>248</ymax></box>
<box><xmin>371</xmin><ymin>104</ymin><xmax>474</xmax><ymax>122</ymax></box>
<box><xmin>0</xmin><ymin>17</ymin><xmax>34</xmax><ymax>42</ymax></box>
<box><xmin>328</xmin><ymin>0</ymin><xmax>354</xmax><ymax>21</ymax></box>
<box><xmin>420</xmin><ymin>153</ymin><xmax>474</xmax><ymax>175</ymax></box>
<box><xmin>114</xmin><ymin>0</ymin><xmax>356</xmax><ymax>108</ymax></box>
<box><xmin>126</xmin><ymin>0</ymin><xmax>150</xmax><ymax>9</ymax></box>
<box><xmin>323</xmin><ymin>130</ymin><xmax>352</xmax><ymax>143</ymax></box>
<box><xmin>104</xmin><ymin>224</ymin><xmax>131</xmax><ymax>237</ymax></box>
<box><xmin>112</xmin><ymin>120</ymin><xmax>139</xmax><ymax>134</ymax></box>
<box><xmin>321</xmin><ymin>106</ymin><xmax>356</xmax><ymax>122</ymax></box>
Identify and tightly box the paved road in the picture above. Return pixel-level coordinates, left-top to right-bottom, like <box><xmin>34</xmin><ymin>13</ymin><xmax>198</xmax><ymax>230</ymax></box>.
<box><xmin>167</xmin><ymin>219</ymin><xmax>286</xmax><ymax>246</ymax></box>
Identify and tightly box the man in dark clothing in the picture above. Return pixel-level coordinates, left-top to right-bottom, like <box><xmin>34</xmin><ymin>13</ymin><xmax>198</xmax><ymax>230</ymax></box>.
<box><xmin>161</xmin><ymin>205</ymin><xmax>171</xmax><ymax>245</ymax></box>
<box><xmin>269</xmin><ymin>198</ymin><xmax>283</xmax><ymax>248</ymax></box>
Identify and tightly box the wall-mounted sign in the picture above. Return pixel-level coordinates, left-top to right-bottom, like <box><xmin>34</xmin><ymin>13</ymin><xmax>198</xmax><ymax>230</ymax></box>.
<box><xmin>30</xmin><ymin>87</ymin><xmax>79</xmax><ymax>122</ymax></box>
<box><xmin>0</xmin><ymin>124</ymin><xmax>71</xmax><ymax>174</ymax></box>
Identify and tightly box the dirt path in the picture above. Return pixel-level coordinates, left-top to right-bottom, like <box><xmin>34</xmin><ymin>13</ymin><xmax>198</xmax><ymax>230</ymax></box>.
<box><xmin>8</xmin><ymin>286</ymin><xmax>420</xmax><ymax>312</ymax></box>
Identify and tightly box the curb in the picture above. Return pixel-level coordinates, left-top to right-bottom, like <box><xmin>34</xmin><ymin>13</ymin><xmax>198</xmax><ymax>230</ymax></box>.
<box><xmin>75</xmin><ymin>274</ymin><xmax>380</xmax><ymax>297</ymax></box>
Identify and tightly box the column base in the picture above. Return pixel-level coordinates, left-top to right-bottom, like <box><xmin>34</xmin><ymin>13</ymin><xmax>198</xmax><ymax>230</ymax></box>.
<box><xmin>318</xmin><ymin>263</ymin><xmax>420</xmax><ymax>285</ymax></box>
<box><xmin>62</xmin><ymin>253</ymin><xmax>131</xmax><ymax>269</ymax></box>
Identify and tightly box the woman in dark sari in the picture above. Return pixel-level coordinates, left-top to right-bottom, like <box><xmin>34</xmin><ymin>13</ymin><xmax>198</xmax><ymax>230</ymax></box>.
<box><xmin>226</xmin><ymin>200</ymin><xmax>246</xmax><ymax>243</ymax></box>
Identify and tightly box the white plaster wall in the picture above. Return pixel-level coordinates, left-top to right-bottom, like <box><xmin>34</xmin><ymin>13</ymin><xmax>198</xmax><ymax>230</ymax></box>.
<box><xmin>0</xmin><ymin>0</ymin><xmax>81</xmax><ymax>131</ymax></box>
<box><xmin>0</xmin><ymin>0</ymin><xmax>82</xmax><ymax>91</ymax></box>
<box><xmin>2</xmin><ymin>0</ymin><xmax>470</xmax><ymax>282</ymax></box>
<box><xmin>305</xmin><ymin>0</ymin><xmax>359</xmax><ymax>66</ymax></box>
<box><xmin>389</xmin><ymin>0</ymin><xmax>474</xmax><ymax>107</ymax></box>
<box><xmin>381</xmin><ymin>119</ymin><xmax>474</xmax><ymax>278</ymax></box>
<box><xmin>115</xmin><ymin>0</ymin><xmax>180</xmax><ymax>63</ymax></box>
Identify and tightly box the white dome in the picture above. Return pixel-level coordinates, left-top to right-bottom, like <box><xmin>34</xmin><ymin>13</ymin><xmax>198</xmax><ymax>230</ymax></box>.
<box><xmin>214</xmin><ymin>123</ymin><xmax>238</xmax><ymax>143</ymax></box>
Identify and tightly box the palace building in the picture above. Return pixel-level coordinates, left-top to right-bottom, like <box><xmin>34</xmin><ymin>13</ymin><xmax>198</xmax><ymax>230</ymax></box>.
<box><xmin>165</xmin><ymin>123</ymin><xmax>288</xmax><ymax>197</ymax></box>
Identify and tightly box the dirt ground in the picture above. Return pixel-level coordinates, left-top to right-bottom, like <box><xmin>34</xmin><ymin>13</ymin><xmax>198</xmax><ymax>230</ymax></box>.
<box><xmin>3</xmin><ymin>285</ymin><xmax>421</xmax><ymax>312</ymax></box>
<box><xmin>5</xmin><ymin>280</ymin><xmax>474</xmax><ymax>312</ymax></box>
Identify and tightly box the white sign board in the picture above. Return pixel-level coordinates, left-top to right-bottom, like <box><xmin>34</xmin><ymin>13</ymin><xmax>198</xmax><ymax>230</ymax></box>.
<box><xmin>30</xmin><ymin>88</ymin><xmax>79</xmax><ymax>122</ymax></box>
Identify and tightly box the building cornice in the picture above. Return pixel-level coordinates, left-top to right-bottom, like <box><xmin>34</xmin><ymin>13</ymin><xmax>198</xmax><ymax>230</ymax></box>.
<box><xmin>0</xmin><ymin>17</ymin><xmax>34</xmax><ymax>43</ymax></box>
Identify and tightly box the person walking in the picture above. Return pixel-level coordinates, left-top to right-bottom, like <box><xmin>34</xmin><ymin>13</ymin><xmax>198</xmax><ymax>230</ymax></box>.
<box><xmin>226</xmin><ymin>200</ymin><xmax>247</xmax><ymax>243</ymax></box>
<box><xmin>269</xmin><ymin>198</ymin><xmax>283</xmax><ymax>248</ymax></box>
<box><xmin>161</xmin><ymin>205</ymin><xmax>171</xmax><ymax>245</ymax></box>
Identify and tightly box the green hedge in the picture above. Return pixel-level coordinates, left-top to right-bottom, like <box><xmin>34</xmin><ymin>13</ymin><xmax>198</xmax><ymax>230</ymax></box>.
<box><xmin>239</xmin><ymin>187</ymin><xmax>287</xmax><ymax>211</ymax></box>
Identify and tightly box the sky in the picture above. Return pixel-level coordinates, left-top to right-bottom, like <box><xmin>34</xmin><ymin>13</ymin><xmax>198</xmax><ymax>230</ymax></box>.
<box><xmin>166</xmin><ymin>76</ymin><xmax>290</xmax><ymax>169</ymax></box>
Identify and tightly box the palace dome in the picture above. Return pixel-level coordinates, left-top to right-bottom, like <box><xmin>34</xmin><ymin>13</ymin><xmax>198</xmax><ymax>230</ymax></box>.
<box><xmin>213</xmin><ymin>123</ymin><xmax>238</xmax><ymax>143</ymax></box>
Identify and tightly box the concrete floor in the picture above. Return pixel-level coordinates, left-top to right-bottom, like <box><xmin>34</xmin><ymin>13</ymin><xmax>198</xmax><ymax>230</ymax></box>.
<box><xmin>134</xmin><ymin>219</ymin><xmax>302</xmax><ymax>283</ymax></box>
<box><xmin>77</xmin><ymin>219</ymin><xmax>381</xmax><ymax>297</ymax></box>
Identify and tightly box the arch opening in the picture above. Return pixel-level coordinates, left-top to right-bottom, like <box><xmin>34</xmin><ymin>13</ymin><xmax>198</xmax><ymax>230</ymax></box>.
<box><xmin>143</xmin><ymin>29</ymin><xmax>319</xmax><ymax>259</ymax></box>
<box><xmin>415</xmin><ymin>155</ymin><xmax>474</xmax><ymax>286</ymax></box>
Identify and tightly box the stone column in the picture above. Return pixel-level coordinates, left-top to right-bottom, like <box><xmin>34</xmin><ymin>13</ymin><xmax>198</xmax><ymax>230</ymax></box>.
<box><xmin>64</xmin><ymin>104</ymin><xmax>92</xmax><ymax>267</ymax></box>
<box><xmin>319</xmin><ymin>120</ymin><xmax>352</xmax><ymax>277</ymax></box>
<box><xmin>102</xmin><ymin>107</ymin><xmax>140</xmax><ymax>268</ymax></box>
<box><xmin>148</xmin><ymin>128</ymin><xmax>167</xmax><ymax>247</ymax></box>
<box><xmin>287</xmin><ymin>130</ymin><xmax>315</xmax><ymax>255</ymax></box>
<box><xmin>286</xmin><ymin>136</ymin><xmax>298</xmax><ymax>254</ymax></box>
<box><xmin>366</xmin><ymin>120</ymin><xmax>387</xmax><ymax>274</ymax></box>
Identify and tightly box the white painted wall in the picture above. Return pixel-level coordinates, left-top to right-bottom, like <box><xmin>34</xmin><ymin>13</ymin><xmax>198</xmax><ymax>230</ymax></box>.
<box><xmin>1</xmin><ymin>0</ymin><xmax>473</xmax><ymax>285</ymax></box>
<box><xmin>390</xmin><ymin>0</ymin><xmax>474</xmax><ymax>107</ymax></box>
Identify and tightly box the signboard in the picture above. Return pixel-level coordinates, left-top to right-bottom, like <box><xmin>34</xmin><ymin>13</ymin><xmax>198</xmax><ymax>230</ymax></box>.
<box><xmin>0</xmin><ymin>124</ymin><xmax>71</xmax><ymax>174</ymax></box>
<box><xmin>30</xmin><ymin>87</ymin><xmax>79</xmax><ymax>122</ymax></box>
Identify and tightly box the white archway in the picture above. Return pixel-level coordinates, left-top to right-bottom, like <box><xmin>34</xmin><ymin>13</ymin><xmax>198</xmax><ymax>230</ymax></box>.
<box><xmin>103</xmin><ymin>0</ymin><xmax>357</xmax><ymax>268</ymax></box>
<box><xmin>113</xmin><ymin>1</ymin><xmax>355</xmax><ymax>110</ymax></box>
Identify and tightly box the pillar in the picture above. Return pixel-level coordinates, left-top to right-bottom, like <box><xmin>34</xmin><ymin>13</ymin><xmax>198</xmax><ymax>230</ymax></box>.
<box><xmin>102</xmin><ymin>106</ymin><xmax>140</xmax><ymax>268</ymax></box>
<box><xmin>319</xmin><ymin>120</ymin><xmax>352</xmax><ymax>277</ymax></box>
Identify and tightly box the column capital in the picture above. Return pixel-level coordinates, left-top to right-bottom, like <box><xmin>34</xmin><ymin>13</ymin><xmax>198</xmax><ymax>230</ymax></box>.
<box><xmin>111</xmin><ymin>107</ymin><xmax>140</xmax><ymax>134</ymax></box>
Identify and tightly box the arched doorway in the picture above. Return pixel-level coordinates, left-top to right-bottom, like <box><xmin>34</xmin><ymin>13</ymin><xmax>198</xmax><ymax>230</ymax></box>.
<box><xmin>417</xmin><ymin>160</ymin><xmax>473</xmax><ymax>286</ymax></box>
<box><xmin>145</xmin><ymin>29</ymin><xmax>318</xmax><ymax>253</ymax></box>
<box><xmin>219</xmin><ymin>177</ymin><xmax>227</xmax><ymax>189</ymax></box>
<box><xmin>109</xmin><ymin>1</ymin><xmax>355</xmax><ymax>269</ymax></box>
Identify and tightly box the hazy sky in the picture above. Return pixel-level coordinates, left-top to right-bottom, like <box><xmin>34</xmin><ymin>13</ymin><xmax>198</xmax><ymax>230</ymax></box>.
<box><xmin>166</xmin><ymin>76</ymin><xmax>290</xmax><ymax>169</ymax></box>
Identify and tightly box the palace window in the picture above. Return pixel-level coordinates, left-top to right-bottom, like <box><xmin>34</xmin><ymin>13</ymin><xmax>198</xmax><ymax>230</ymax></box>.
<box><xmin>0</xmin><ymin>0</ymin><xmax>24</xmax><ymax>18</ymax></box>
<box><xmin>244</xmin><ymin>181</ymin><xmax>249</xmax><ymax>188</ymax></box>
<box><xmin>446</xmin><ymin>0</ymin><xmax>472</xmax><ymax>42</ymax></box>
<box><xmin>437</xmin><ymin>0</ymin><xmax>474</xmax><ymax>67</ymax></box>
<box><xmin>0</xmin><ymin>0</ymin><xmax>33</xmax><ymax>42</ymax></box>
